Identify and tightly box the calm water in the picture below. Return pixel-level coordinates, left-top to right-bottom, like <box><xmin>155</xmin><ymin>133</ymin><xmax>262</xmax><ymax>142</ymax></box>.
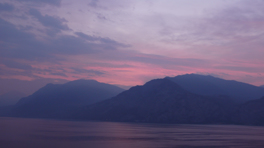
<box><xmin>1</xmin><ymin>117</ymin><xmax>264</xmax><ymax>148</ymax></box>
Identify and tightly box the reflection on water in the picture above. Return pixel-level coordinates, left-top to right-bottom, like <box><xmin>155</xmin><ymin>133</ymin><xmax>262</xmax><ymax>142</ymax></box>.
<box><xmin>1</xmin><ymin>117</ymin><xmax>264</xmax><ymax>148</ymax></box>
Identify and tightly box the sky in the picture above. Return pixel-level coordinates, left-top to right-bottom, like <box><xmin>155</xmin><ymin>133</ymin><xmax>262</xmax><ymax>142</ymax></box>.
<box><xmin>1</xmin><ymin>0</ymin><xmax>264</xmax><ymax>94</ymax></box>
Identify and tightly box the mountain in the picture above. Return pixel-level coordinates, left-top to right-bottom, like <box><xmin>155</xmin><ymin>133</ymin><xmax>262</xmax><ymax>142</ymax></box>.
<box><xmin>260</xmin><ymin>85</ymin><xmax>264</xmax><ymax>88</ymax></box>
<box><xmin>168</xmin><ymin>74</ymin><xmax>264</xmax><ymax>103</ymax></box>
<box><xmin>0</xmin><ymin>91</ymin><xmax>26</xmax><ymax>106</ymax></box>
<box><xmin>12</xmin><ymin>79</ymin><xmax>124</xmax><ymax>118</ymax></box>
<box><xmin>238</xmin><ymin>96</ymin><xmax>264</xmax><ymax>125</ymax></box>
<box><xmin>75</xmin><ymin>78</ymin><xmax>235</xmax><ymax>124</ymax></box>
<box><xmin>7</xmin><ymin>75</ymin><xmax>264</xmax><ymax>125</ymax></box>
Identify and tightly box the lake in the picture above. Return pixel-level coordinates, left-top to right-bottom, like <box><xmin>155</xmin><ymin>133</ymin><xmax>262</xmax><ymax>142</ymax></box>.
<box><xmin>1</xmin><ymin>117</ymin><xmax>264</xmax><ymax>148</ymax></box>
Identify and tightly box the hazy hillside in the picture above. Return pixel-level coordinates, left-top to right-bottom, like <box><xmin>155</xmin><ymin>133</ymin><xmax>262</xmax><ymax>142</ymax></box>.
<box><xmin>75</xmin><ymin>78</ymin><xmax>235</xmax><ymax>124</ymax></box>
<box><xmin>168</xmin><ymin>74</ymin><xmax>264</xmax><ymax>103</ymax></box>
<box><xmin>12</xmin><ymin>79</ymin><xmax>124</xmax><ymax>118</ymax></box>
<box><xmin>238</xmin><ymin>96</ymin><xmax>264</xmax><ymax>125</ymax></box>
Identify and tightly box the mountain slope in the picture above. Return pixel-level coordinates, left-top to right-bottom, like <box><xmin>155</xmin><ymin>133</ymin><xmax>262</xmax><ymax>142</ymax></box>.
<box><xmin>75</xmin><ymin>78</ymin><xmax>235</xmax><ymax>124</ymax></box>
<box><xmin>238</xmin><ymin>96</ymin><xmax>264</xmax><ymax>125</ymax></box>
<box><xmin>168</xmin><ymin>74</ymin><xmax>264</xmax><ymax>103</ymax></box>
<box><xmin>12</xmin><ymin>79</ymin><xmax>124</xmax><ymax>118</ymax></box>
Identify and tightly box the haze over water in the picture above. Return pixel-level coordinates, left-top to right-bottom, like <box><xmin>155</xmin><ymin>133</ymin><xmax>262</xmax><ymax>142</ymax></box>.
<box><xmin>1</xmin><ymin>117</ymin><xmax>264</xmax><ymax>148</ymax></box>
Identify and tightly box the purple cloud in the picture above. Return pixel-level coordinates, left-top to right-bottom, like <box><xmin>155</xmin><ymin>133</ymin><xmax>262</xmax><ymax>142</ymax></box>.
<box><xmin>16</xmin><ymin>0</ymin><xmax>61</xmax><ymax>6</ymax></box>
<box><xmin>1</xmin><ymin>0</ymin><xmax>264</xmax><ymax>88</ymax></box>
<box><xmin>88</xmin><ymin>0</ymin><xmax>99</xmax><ymax>8</ymax></box>
<box><xmin>0</xmin><ymin>3</ymin><xmax>14</xmax><ymax>12</ymax></box>
<box><xmin>29</xmin><ymin>9</ymin><xmax>69</xmax><ymax>34</ymax></box>
<box><xmin>0</xmin><ymin>17</ymin><xmax>128</xmax><ymax>61</ymax></box>
<box><xmin>75</xmin><ymin>32</ymin><xmax>129</xmax><ymax>48</ymax></box>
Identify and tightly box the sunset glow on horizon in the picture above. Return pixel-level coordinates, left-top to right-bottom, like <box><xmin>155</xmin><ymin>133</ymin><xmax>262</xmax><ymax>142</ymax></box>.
<box><xmin>1</xmin><ymin>0</ymin><xmax>264</xmax><ymax>92</ymax></box>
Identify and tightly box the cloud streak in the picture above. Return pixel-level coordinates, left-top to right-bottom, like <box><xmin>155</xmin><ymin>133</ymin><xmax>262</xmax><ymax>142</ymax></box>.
<box><xmin>29</xmin><ymin>9</ymin><xmax>69</xmax><ymax>33</ymax></box>
<box><xmin>16</xmin><ymin>0</ymin><xmax>61</xmax><ymax>6</ymax></box>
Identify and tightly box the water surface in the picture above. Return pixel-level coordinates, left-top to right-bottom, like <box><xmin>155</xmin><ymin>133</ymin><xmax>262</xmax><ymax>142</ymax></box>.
<box><xmin>1</xmin><ymin>117</ymin><xmax>264</xmax><ymax>148</ymax></box>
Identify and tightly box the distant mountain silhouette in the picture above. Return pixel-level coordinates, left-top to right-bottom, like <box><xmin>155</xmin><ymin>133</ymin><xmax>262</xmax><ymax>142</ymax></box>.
<box><xmin>75</xmin><ymin>78</ymin><xmax>235</xmax><ymax>124</ymax></box>
<box><xmin>0</xmin><ymin>91</ymin><xmax>26</xmax><ymax>106</ymax></box>
<box><xmin>12</xmin><ymin>79</ymin><xmax>124</xmax><ymax>118</ymax></box>
<box><xmin>168</xmin><ymin>74</ymin><xmax>264</xmax><ymax>103</ymax></box>
<box><xmin>260</xmin><ymin>85</ymin><xmax>264</xmax><ymax>88</ymax></box>
<box><xmin>5</xmin><ymin>75</ymin><xmax>264</xmax><ymax>126</ymax></box>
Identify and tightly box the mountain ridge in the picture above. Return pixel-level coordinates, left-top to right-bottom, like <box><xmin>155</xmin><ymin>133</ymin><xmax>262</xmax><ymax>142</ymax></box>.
<box><xmin>3</xmin><ymin>74</ymin><xmax>264</xmax><ymax>126</ymax></box>
<box><xmin>12</xmin><ymin>79</ymin><xmax>124</xmax><ymax>118</ymax></box>
<box><xmin>168</xmin><ymin>74</ymin><xmax>264</xmax><ymax>103</ymax></box>
<box><xmin>74</xmin><ymin>78</ymin><xmax>236</xmax><ymax>124</ymax></box>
